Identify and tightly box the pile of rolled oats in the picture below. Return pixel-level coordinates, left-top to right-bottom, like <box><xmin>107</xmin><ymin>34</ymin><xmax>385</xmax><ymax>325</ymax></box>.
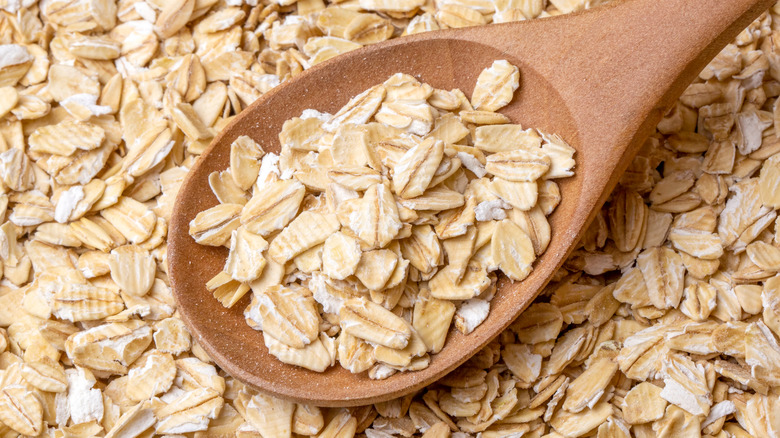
<box><xmin>189</xmin><ymin>60</ymin><xmax>576</xmax><ymax>376</ymax></box>
<box><xmin>1</xmin><ymin>0</ymin><xmax>779</xmax><ymax>437</ymax></box>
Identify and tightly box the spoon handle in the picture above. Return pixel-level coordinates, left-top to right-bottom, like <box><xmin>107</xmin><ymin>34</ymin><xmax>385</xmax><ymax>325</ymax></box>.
<box><xmin>455</xmin><ymin>0</ymin><xmax>773</xmax><ymax>243</ymax></box>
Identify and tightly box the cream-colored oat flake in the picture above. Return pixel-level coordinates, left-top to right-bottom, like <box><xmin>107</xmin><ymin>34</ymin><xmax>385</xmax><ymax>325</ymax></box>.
<box><xmin>190</xmin><ymin>62</ymin><xmax>576</xmax><ymax>374</ymax></box>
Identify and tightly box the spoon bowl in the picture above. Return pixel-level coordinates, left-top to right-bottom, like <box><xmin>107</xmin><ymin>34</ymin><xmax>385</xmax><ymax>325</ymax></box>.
<box><xmin>168</xmin><ymin>0</ymin><xmax>773</xmax><ymax>406</ymax></box>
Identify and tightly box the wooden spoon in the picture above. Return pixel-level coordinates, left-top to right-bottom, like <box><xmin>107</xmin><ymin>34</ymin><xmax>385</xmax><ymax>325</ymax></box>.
<box><xmin>168</xmin><ymin>0</ymin><xmax>772</xmax><ymax>406</ymax></box>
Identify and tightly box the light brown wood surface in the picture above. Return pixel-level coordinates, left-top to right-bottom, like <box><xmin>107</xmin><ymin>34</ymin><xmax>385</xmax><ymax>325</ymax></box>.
<box><xmin>168</xmin><ymin>0</ymin><xmax>773</xmax><ymax>406</ymax></box>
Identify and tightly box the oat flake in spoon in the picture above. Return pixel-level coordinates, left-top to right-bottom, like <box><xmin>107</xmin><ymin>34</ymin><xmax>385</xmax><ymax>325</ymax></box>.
<box><xmin>188</xmin><ymin>60</ymin><xmax>576</xmax><ymax>375</ymax></box>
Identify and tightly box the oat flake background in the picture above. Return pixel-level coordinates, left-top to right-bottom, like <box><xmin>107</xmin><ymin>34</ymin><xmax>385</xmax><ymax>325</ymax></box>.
<box><xmin>0</xmin><ymin>0</ymin><xmax>778</xmax><ymax>437</ymax></box>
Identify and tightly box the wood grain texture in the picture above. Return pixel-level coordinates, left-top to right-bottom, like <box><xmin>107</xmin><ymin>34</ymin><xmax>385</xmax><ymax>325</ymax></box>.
<box><xmin>168</xmin><ymin>0</ymin><xmax>774</xmax><ymax>406</ymax></box>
